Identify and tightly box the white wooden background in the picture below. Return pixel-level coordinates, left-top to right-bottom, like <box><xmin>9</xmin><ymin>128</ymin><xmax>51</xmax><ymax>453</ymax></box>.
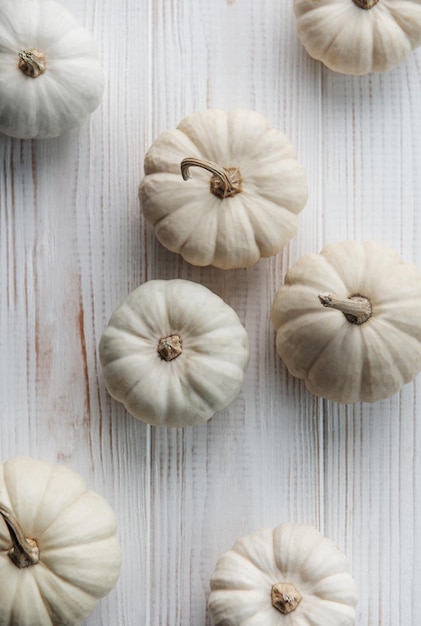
<box><xmin>1</xmin><ymin>1</ymin><xmax>421</xmax><ymax>624</ymax></box>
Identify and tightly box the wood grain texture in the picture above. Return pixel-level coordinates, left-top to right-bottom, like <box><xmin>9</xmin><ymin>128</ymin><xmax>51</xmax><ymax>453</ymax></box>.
<box><xmin>0</xmin><ymin>1</ymin><xmax>420</xmax><ymax>624</ymax></box>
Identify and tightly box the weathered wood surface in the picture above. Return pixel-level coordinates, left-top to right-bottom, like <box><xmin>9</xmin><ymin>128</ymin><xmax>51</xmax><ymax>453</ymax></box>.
<box><xmin>1</xmin><ymin>1</ymin><xmax>421</xmax><ymax>624</ymax></box>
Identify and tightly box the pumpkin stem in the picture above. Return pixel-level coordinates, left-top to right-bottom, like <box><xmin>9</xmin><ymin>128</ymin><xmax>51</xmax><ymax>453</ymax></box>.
<box><xmin>181</xmin><ymin>157</ymin><xmax>242</xmax><ymax>199</ymax></box>
<box><xmin>318</xmin><ymin>293</ymin><xmax>372</xmax><ymax>325</ymax></box>
<box><xmin>352</xmin><ymin>0</ymin><xmax>379</xmax><ymax>9</ymax></box>
<box><xmin>271</xmin><ymin>582</ymin><xmax>302</xmax><ymax>614</ymax></box>
<box><xmin>0</xmin><ymin>504</ymin><xmax>40</xmax><ymax>568</ymax></box>
<box><xmin>158</xmin><ymin>334</ymin><xmax>183</xmax><ymax>361</ymax></box>
<box><xmin>18</xmin><ymin>49</ymin><xmax>46</xmax><ymax>78</ymax></box>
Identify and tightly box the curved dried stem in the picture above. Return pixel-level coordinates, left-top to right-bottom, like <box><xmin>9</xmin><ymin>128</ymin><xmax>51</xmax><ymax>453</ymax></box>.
<box><xmin>180</xmin><ymin>157</ymin><xmax>242</xmax><ymax>199</ymax></box>
<box><xmin>0</xmin><ymin>504</ymin><xmax>40</xmax><ymax>568</ymax></box>
<box><xmin>318</xmin><ymin>293</ymin><xmax>372</xmax><ymax>325</ymax></box>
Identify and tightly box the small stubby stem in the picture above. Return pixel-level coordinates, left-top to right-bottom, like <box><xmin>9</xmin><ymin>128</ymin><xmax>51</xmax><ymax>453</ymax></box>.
<box><xmin>180</xmin><ymin>157</ymin><xmax>242</xmax><ymax>199</ymax></box>
<box><xmin>0</xmin><ymin>504</ymin><xmax>40</xmax><ymax>568</ymax></box>
<box><xmin>158</xmin><ymin>334</ymin><xmax>183</xmax><ymax>361</ymax></box>
<box><xmin>352</xmin><ymin>0</ymin><xmax>379</xmax><ymax>9</ymax></box>
<box><xmin>271</xmin><ymin>582</ymin><xmax>302</xmax><ymax>614</ymax></box>
<box><xmin>318</xmin><ymin>292</ymin><xmax>372</xmax><ymax>325</ymax></box>
<box><xmin>18</xmin><ymin>49</ymin><xmax>46</xmax><ymax>78</ymax></box>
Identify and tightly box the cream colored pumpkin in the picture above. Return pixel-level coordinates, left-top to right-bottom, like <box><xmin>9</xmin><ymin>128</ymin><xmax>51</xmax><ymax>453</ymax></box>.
<box><xmin>99</xmin><ymin>279</ymin><xmax>249</xmax><ymax>427</ymax></box>
<box><xmin>294</xmin><ymin>0</ymin><xmax>421</xmax><ymax>75</ymax></box>
<box><xmin>208</xmin><ymin>523</ymin><xmax>358</xmax><ymax>626</ymax></box>
<box><xmin>0</xmin><ymin>0</ymin><xmax>104</xmax><ymax>139</ymax></box>
<box><xmin>0</xmin><ymin>456</ymin><xmax>121</xmax><ymax>626</ymax></box>
<box><xmin>271</xmin><ymin>240</ymin><xmax>421</xmax><ymax>403</ymax></box>
<box><xmin>139</xmin><ymin>109</ymin><xmax>308</xmax><ymax>269</ymax></box>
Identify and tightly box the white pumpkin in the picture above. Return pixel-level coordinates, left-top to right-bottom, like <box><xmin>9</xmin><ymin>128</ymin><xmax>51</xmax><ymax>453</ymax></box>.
<box><xmin>99</xmin><ymin>279</ymin><xmax>250</xmax><ymax>427</ymax></box>
<box><xmin>0</xmin><ymin>456</ymin><xmax>121</xmax><ymax>626</ymax></box>
<box><xmin>0</xmin><ymin>0</ymin><xmax>104</xmax><ymax>139</ymax></box>
<box><xmin>139</xmin><ymin>109</ymin><xmax>308</xmax><ymax>269</ymax></box>
<box><xmin>271</xmin><ymin>240</ymin><xmax>421</xmax><ymax>403</ymax></box>
<box><xmin>293</xmin><ymin>0</ymin><xmax>421</xmax><ymax>75</ymax></box>
<box><xmin>208</xmin><ymin>523</ymin><xmax>358</xmax><ymax>626</ymax></box>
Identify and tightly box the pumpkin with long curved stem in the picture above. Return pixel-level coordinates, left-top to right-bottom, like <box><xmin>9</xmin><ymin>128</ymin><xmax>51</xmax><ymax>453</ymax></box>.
<box><xmin>293</xmin><ymin>0</ymin><xmax>421</xmax><ymax>75</ymax></box>
<box><xmin>139</xmin><ymin>108</ymin><xmax>308</xmax><ymax>269</ymax></box>
<box><xmin>271</xmin><ymin>240</ymin><xmax>421</xmax><ymax>403</ymax></box>
<box><xmin>0</xmin><ymin>456</ymin><xmax>121</xmax><ymax>625</ymax></box>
